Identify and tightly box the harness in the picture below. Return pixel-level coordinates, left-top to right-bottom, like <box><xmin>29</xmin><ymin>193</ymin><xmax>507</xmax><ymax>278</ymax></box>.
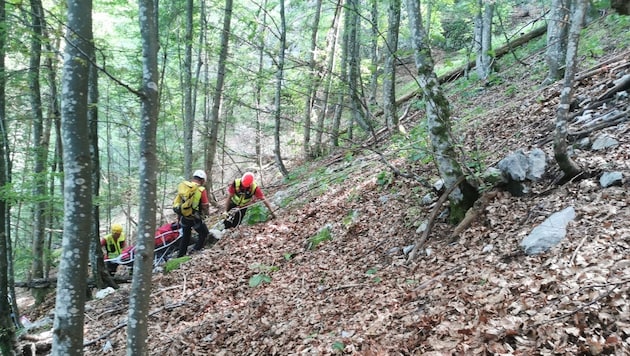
<box><xmin>105</xmin><ymin>234</ymin><xmax>126</xmax><ymax>258</ymax></box>
<box><xmin>230</xmin><ymin>179</ymin><xmax>257</xmax><ymax>206</ymax></box>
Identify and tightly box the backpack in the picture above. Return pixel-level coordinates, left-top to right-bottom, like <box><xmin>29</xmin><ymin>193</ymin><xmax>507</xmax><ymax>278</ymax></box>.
<box><xmin>173</xmin><ymin>181</ymin><xmax>200</xmax><ymax>218</ymax></box>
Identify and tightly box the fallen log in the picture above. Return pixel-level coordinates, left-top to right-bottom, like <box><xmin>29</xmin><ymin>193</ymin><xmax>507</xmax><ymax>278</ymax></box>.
<box><xmin>15</xmin><ymin>276</ymin><xmax>132</xmax><ymax>289</ymax></box>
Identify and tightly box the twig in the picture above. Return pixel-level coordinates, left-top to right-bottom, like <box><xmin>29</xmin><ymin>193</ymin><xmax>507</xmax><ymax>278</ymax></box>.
<box><xmin>407</xmin><ymin>175</ymin><xmax>466</xmax><ymax>262</ymax></box>
<box><xmin>569</xmin><ymin>231</ymin><xmax>590</xmax><ymax>266</ymax></box>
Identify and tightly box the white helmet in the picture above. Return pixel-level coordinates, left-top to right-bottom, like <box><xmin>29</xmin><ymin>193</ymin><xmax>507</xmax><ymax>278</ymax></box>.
<box><xmin>193</xmin><ymin>169</ymin><xmax>207</xmax><ymax>180</ymax></box>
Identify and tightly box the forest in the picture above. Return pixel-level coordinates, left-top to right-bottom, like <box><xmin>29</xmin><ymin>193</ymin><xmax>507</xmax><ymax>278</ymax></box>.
<box><xmin>0</xmin><ymin>0</ymin><xmax>629</xmax><ymax>354</ymax></box>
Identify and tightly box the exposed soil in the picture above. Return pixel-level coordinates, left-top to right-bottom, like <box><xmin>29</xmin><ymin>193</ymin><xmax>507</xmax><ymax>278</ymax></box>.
<box><xmin>17</xmin><ymin>15</ymin><xmax>630</xmax><ymax>356</ymax></box>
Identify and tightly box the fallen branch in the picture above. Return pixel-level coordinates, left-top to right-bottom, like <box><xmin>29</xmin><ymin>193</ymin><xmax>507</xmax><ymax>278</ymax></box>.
<box><xmin>407</xmin><ymin>175</ymin><xmax>466</xmax><ymax>262</ymax></box>
<box><xmin>449</xmin><ymin>190</ymin><xmax>498</xmax><ymax>242</ymax></box>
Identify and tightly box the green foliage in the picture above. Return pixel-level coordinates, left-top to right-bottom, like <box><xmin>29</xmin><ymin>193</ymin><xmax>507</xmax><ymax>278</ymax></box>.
<box><xmin>282</xmin><ymin>252</ymin><xmax>293</xmax><ymax>261</ymax></box>
<box><xmin>332</xmin><ymin>341</ymin><xmax>345</xmax><ymax>352</ymax></box>
<box><xmin>307</xmin><ymin>225</ymin><xmax>332</xmax><ymax>250</ymax></box>
<box><xmin>249</xmin><ymin>273</ymin><xmax>272</xmax><ymax>287</ymax></box>
<box><xmin>366</xmin><ymin>267</ymin><xmax>381</xmax><ymax>283</ymax></box>
<box><xmin>342</xmin><ymin>210</ymin><xmax>359</xmax><ymax>227</ymax></box>
<box><xmin>243</xmin><ymin>203</ymin><xmax>271</xmax><ymax>225</ymax></box>
<box><xmin>376</xmin><ymin>171</ymin><xmax>392</xmax><ymax>187</ymax></box>
<box><xmin>164</xmin><ymin>256</ymin><xmax>191</xmax><ymax>273</ymax></box>
<box><xmin>248</xmin><ymin>263</ymin><xmax>279</xmax><ymax>287</ymax></box>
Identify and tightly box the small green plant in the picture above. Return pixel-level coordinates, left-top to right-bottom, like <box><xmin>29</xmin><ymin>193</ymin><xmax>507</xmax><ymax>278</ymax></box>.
<box><xmin>164</xmin><ymin>256</ymin><xmax>191</xmax><ymax>273</ymax></box>
<box><xmin>376</xmin><ymin>171</ymin><xmax>392</xmax><ymax>187</ymax></box>
<box><xmin>366</xmin><ymin>268</ymin><xmax>382</xmax><ymax>283</ymax></box>
<box><xmin>282</xmin><ymin>252</ymin><xmax>294</xmax><ymax>261</ymax></box>
<box><xmin>243</xmin><ymin>204</ymin><xmax>271</xmax><ymax>225</ymax></box>
<box><xmin>342</xmin><ymin>210</ymin><xmax>359</xmax><ymax>227</ymax></box>
<box><xmin>248</xmin><ymin>263</ymin><xmax>279</xmax><ymax>287</ymax></box>
<box><xmin>332</xmin><ymin>341</ymin><xmax>345</xmax><ymax>352</ymax></box>
<box><xmin>307</xmin><ymin>225</ymin><xmax>332</xmax><ymax>250</ymax></box>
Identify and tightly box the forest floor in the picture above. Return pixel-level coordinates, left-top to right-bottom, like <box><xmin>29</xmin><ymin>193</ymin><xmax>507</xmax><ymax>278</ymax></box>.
<box><xmin>17</xmin><ymin>14</ymin><xmax>630</xmax><ymax>356</ymax></box>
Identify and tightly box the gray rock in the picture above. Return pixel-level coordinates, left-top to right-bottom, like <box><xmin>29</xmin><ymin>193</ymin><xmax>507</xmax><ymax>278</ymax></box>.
<box><xmin>526</xmin><ymin>148</ymin><xmax>547</xmax><ymax>181</ymax></box>
<box><xmin>483</xmin><ymin>167</ymin><xmax>507</xmax><ymax>185</ymax></box>
<box><xmin>600</xmin><ymin>171</ymin><xmax>623</xmax><ymax>188</ymax></box>
<box><xmin>520</xmin><ymin>207</ymin><xmax>576</xmax><ymax>255</ymax></box>
<box><xmin>421</xmin><ymin>193</ymin><xmax>434</xmax><ymax>205</ymax></box>
<box><xmin>498</xmin><ymin>150</ymin><xmax>529</xmax><ymax>181</ymax></box>
<box><xmin>591</xmin><ymin>135</ymin><xmax>619</xmax><ymax>150</ymax></box>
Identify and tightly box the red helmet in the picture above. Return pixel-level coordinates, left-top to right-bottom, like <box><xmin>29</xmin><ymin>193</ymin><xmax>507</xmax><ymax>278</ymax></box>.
<box><xmin>241</xmin><ymin>172</ymin><xmax>254</xmax><ymax>188</ymax></box>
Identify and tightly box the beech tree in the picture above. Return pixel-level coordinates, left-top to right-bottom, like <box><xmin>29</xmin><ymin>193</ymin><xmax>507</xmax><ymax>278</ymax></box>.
<box><xmin>474</xmin><ymin>0</ymin><xmax>494</xmax><ymax>81</ymax></box>
<box><xmin>383</xmin><ymin>0</ymin><xmax>401</xmax><ymax>131</ymax></box>
<box><xmin>52</xmin><ymin>0</ymin><xmax>94</xmax><ymax>353</ymax></box>
<box><xmin>544</xmin><ymin>0</ymin><xmax>571</xmax><ymax>84</ymax></box>
<box><xmin>0</xmin><ymin>0</ymin><xmax>15</xmax><ymax>352</ymax></box>
<box><xmin>126</xmin><ymin>0</ymin><xmax>160</xmax><ymax>352</ymax></box>
<box><xmin>205</xmin><ymin>0</ymin><xmax>233</xmax><ymax>187</ymax></box>
<box><xmin>403</xmin><ymin>0</ymin><xmax>478</xmax><ymax>237</ymax></box>
<box><xmin>273</xmin><ymin>0</ymin><xmax>288</xmax><ymax>177</ymax></box>
<box><xmin>553</xmin><ymin>0</ymin><xmax>587</xmax><ymax>179</ymax></box>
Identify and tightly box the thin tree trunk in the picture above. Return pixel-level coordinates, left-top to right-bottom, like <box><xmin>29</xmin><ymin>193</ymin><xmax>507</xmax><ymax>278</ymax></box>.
<box><xmin>126</xmin><ymin>0</ymin><xmax>160</xmax><ymax>353</ymax></box>
<box><xmin>255</xmin><ymin>1</ymin><xmax>268</xmax><ymax>173</ymax></box>
<box><xmin>404</xmin><ymin>0</ymin><xmax>477</xmax><ymax>224</ymax></box>
<box><xmin>315</xmin><ymin>0</ymin><xmax>342</xmax><ymax>156</ymax></box>
<box><xmin>206</xmin><ymin>0</ymin><xmax>233</xmax><ymax>183</ymax></box>
<box><xmin>52</xmin><ymin>0</ymin><xmax>94</xmax><ymax>352</ymax></box>
<box><xmin>368</xmin><ymin>0</ymin><xmax>378</xmax><ymax>105</ymax></box>
<box><xmin>302</xmin><ymin>0</ymin><xmax>322</xmax><ymax>160</ymax></box>
<box><xmin>0</xmin><ymin>0</ymin><xmax>16</xmax><ymax>351</ymax></box>
<box><xmin>183</xmin><ymin>0</ymin><xmax>193</xmax><ymax>177</ymax></box>
<box><xmin>331</xmin><ymin>0</ymin><xmax>350</xmax><ymax>148</ymax></box>
<box><xmin>383</xmin><ymin>0</ymin><xmax>401</xmax><ymax>130</ymax></box>
<box><xmin>28</xmin><ymin>0</ymin><xmax>51</xmax><ymax>304</ymax></box>
<box><xmin>553</xmin><ymin>0</ymin><xmax>586</xmax><ymax>179</ymax></box>
<box><xmin>544</xmin><ymin>0</ymin><xmax>571</xmax><ymax>84</ymax></box>
<box><xmin>273</xmin><ymin>0</ymin><xmax>289</xmax><ymax>176</ymax></box>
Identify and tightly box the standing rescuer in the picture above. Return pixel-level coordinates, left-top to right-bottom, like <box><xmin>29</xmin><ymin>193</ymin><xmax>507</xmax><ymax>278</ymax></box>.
<box><xmin>175</xmin><ymin>169</ymin><xmax>210</xmax><ymax>257</ymax></box>
<box><xmin>223</xmin><ymin>172</ymin><xmax>275</xmax><ymax>229</ymax></box>
<box><xmin>101</xmin><ymin>224</ymin><xmax>126</xmax><ymax>276</ymax></box>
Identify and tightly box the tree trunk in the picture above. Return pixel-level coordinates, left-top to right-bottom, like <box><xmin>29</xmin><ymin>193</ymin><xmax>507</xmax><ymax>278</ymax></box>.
<box><xmin>331</xmin><ymin>0</ymin><xmax>351</xmax><ymax>148</ymax></box>
<box><xmin>554</xmin><ymin>0</ymin><xmax>587</xmax><ymax>179</ymax></box>
<box><xmin>52</xmin><ymin>0</ymin><xmax>94</xmax><ymax>353</ymax></box>
<box><xmin>254</xmin><ymin>1</ymin><xmax>267</xmax><ymax>177</ymax></box>
<box><xmin>346</xmin><ymin>0</ymin><xmax>371</xmax><ymax>139</ymax></box>
<box><xmin>183</xmin><ymin>0</ymin><xmax>194</xmax><ymax>177</ymax></box>
<box><xmin>368</xmin><ymin>0</ymin><xmax>378</xmax><ymax>104</ymax></box>
<box><xmin>544</xmin><ymin>0</ymin><xmax>571</xmax><ymax>84</ymax></box>
<box><xmin>0</xmin><ymin>0</ymin><xmax>16</xmax><ymax>351</ymax></box>
<box><xmin>302</xmin><ymin>0</ymin><xmax>322</xmax><ymax>160</ymax></box>
<box><xmin>404</xmin><ymin>0</ymin><xmax>478</xmax><ymax>224</ymax></box>
<box><xmin>383</xmin><ymin>0</ymin><xmax>401</xmax><ymax>130</ymax></box>
<box><xmin>273</xmin><ymin>0</ymin><xmax>289</xmax><ymax>177</ymax></box>
<box><xmin>206</xmin><ymin>0</ymin><xmax>233</xmax><ymax>183</ymax></box>
<box><xmin>28</xmin><ymin>0</ymin><xmax>51</xmax><ymax>305</ymax></box>
<box><xmin>315</xmin><ymin>0</ymin><xmax>342</xmax><ymax>156</ymax></box>
<box><xmin>477</xmin><ymin>2</ymin><xmax>494</xmax><ymax>81</ymax></box>
<box><xmin>126</xmin><ymin>0</ymin><xmax>160</xmax><ymax>354</ymax></box>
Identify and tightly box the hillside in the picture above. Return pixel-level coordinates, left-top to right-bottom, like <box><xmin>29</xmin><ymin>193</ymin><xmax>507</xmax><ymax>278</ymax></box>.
<box><xmin>18</xmin><ymin>14</ymin><xmax>630</xmax><ymax>356</ymax></box>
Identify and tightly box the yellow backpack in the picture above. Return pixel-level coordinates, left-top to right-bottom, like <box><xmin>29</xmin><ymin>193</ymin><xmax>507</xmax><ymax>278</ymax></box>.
<box><xmin>173</xmin><ymin>181</ymin><xmax>200</xmax><ymax>218</ymax></box>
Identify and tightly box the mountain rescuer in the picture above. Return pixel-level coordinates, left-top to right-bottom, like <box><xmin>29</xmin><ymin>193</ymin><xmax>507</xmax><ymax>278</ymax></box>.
<box><xmin>101</xmin><ymin>224</ymin><xmax>126</xmax><ymax>276</ymax></box>
<box><xmin>222</xmin><ymin>172</ymin><xmax>275</xmax><ymax>229</ymax></box>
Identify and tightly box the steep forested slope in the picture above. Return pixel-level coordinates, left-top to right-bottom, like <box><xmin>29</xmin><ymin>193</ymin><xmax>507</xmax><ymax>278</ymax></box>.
<box><xmin>18</xmin><ymin>14</ymin><xmax>630</xmax><ymax>356</ymax></box>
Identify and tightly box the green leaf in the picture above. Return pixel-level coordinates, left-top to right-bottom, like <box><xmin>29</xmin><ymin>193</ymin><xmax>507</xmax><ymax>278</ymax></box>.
<box><xmin>249</xmin><ymin>273</ymin><xmax>272</xmax><ymax>287</ymax></box>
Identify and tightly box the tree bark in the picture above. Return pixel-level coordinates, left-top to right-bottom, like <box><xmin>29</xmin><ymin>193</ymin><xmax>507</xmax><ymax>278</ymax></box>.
<box><xmin>273</xmin><ymin>0</ymin><xmax>289</xmax><ymax>177</ymax></box>
<box><xmin>0</xmin><ymin>0</ymin><xmax>17</xmax><ymax>351</ymax></box>
<box><xmin>183</xmin><ymin>0</ymin><xmax>194</xmax><ymax>177</ymax></box>
<box><xmin>553</xmin><ymin>0</ymin><xmax>587</xmax><ymax>179</ymax></box>
<box><xmin>383</xmin><ymin>0</ymin><xmax>401</xmax><ymax>131</ymax></box>
<box><xmin>28</xmin><ymin>0</ymin><xmax>52</xmax><ymax>305</ymax></box>
<box><xmin>544</xmin><ymin>0</ymin><xmax>571</xmax><ymax>84</ymax></box>
<box><xmin>302</xmin><ymin>0</ymin><xmax>322</xmax><ymax>160</ymax></box>
<box><xmin>126</xmin><ymin>0</ymin><xmax>160</xmax><ymax>354</ymax></box>
<box><xmin>52</xmin><ymin>0</ymin><xmax>94</xmax><ymax>353</ymax></box>
<box><xmin>404</xmin><ymin>0</ymin><xmax>477</xmax><ymax>224</ymax></box>
<box><xmin>206</xmin><ymin>0</ymin><xmax>233</xmax><ymax>183</ymax></box>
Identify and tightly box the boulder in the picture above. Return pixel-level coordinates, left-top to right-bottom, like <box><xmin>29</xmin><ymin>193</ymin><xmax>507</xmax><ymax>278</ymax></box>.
<box><xmin>520</xmin><ymin>206</ymin><xmax>576</xmax><ymax>255</ymax></box>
